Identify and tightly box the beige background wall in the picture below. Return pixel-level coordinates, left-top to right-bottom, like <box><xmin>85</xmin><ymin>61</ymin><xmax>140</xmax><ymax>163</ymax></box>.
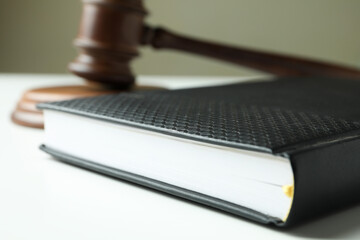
<box><xmin>1</xmin><ymin>0</ymin><xmax>360</xmax><ymax>76</ymax></box>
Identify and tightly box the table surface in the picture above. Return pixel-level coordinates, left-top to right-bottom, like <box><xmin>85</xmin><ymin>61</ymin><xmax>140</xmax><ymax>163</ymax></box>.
<box><xmin>1</xmin><ymin>74</ymin><xmax>359</xmax><ymax>240</ymax></box>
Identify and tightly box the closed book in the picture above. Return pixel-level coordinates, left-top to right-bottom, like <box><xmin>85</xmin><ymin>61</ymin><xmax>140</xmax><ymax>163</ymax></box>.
<box><xmin>38</xmin><ymin>77</ymin><xmax>360</xmax><ymax>227</ymax></box>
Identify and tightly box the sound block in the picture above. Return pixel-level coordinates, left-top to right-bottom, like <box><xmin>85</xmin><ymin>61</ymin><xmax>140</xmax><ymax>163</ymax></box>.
<box><xmin>12</xmin><ymin>84</ymin><xmax>163</xmax><ymax>129</ymax></box>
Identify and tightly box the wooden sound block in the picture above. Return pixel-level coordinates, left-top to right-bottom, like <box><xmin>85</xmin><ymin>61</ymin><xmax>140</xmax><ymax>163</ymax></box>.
<box><xmin>11</xmin><ymin>84</ymin><xmax>163</xmax><ymax>129</ymax></box>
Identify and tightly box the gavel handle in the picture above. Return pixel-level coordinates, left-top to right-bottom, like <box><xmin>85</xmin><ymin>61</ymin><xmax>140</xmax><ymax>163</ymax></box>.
<box><xmin>142</xmin><ymin>26</ymin><xmax>360</xmax><ymax>79</ymax></box>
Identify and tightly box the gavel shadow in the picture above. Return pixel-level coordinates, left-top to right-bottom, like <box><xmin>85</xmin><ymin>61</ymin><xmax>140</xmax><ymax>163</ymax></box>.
<box><xmin>281</xmin><ymin>204</ymin><xmax>360</xmax><ymax>239</ymax></box>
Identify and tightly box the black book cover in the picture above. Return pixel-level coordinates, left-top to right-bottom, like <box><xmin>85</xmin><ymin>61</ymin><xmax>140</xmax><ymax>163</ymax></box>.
<box><xmin>38</xmin><ymin>77</ymin><xmax>360</xmax><ymax>226</ymax></box>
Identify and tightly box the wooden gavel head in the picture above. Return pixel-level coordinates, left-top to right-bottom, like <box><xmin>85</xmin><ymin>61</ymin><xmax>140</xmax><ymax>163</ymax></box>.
<box><xmin>69</xmin><ymin>0</ymin><xmax>148</xmax><ymax>88</ymax></box>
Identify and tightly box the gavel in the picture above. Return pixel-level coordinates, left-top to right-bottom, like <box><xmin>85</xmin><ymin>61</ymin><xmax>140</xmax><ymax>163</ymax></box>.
<box><xmin>69</xmin><ymin>0</ymin><xmax>360</xmax><ymax>89</ymax></box>
<box><xmin>12</xmin><ymin>0</ymin><xmax>360</xmax><ymax>129</ymax></box>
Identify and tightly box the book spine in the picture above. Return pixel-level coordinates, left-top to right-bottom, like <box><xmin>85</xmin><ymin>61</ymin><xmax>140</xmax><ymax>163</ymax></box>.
<box><xmin>284</xmin><ymin>138</ymin><xmax>360</xmax><ymax>226</ymax></box>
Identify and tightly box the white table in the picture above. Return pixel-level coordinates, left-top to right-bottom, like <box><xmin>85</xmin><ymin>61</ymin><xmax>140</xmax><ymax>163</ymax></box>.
<box><xmin>1</xmin><ymin>74</ymin><xmax>359</xmax><ymax>240</ymax></box>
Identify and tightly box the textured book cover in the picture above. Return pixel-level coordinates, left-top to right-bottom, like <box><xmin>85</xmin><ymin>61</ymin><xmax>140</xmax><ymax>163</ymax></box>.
<box><xmin>38</xmin><ymin>77</ymin><xmax>360</xmax><ymax>226</ymax></box>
